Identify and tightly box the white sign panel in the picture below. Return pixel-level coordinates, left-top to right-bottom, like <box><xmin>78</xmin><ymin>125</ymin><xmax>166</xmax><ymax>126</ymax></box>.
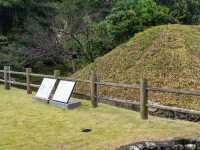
<box><xmin>52</xmin><ymin>80</ymin><xmax>76</xmax><ymax>103</ymax></box>
<box><xmin>35</xmin><ymin>78</ymin><xmax>57</xmax><ymax>100</ymax></box>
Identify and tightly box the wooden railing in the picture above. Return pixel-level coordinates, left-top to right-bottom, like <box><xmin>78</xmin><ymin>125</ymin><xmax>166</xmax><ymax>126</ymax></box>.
<box><xmin>1</xmin><ymin>66</ymin><xmax>200</xmax><ymax>120</ymax></box>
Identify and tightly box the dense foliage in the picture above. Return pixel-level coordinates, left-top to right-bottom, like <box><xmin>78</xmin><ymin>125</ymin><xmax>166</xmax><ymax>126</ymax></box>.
<box><xmin>0</xmin><ymin>0</ymin><xmax>200</xmax><ymax>73</ymax></box>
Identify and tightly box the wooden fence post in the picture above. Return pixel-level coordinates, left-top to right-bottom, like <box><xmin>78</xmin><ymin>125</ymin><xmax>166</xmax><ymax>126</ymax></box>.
<box><xmin>54</xmin><ymin>70</ymin><xmax>61</xmax><ymax>79</ymax></box>
<box><xmin>4</xmin><ymin>66</ymin><xmax>10</xmax><ymax>90</ymax></box>
<box><xmin>8</xmin><ymin>66</ymin><xmax>11</xmax><ymax>87</ymax></box>
<box><xmin>90</xmin><ymin>70</ymin><xmax>98</xmax><ymax>108</ymax></box>
<box><xmin>26</xmin><ymin>68</ymin><xmax>32</xmax><ymax>94</ymax></box>
<box><xmin>140</xmin><ymin>78</ymin><xmax>148</xmax><ymax>120</ymax></box>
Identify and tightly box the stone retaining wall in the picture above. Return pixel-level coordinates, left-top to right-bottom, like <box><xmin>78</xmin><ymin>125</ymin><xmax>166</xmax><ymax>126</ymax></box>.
<box><xmin>102</xmin><ymin>98</ymin><xmax>200</xmax><ymax>122</ymax></box>
<box><xmin>117</xmin><ymin>138</ymin><xmax>200</xmax><ymax>150</ymax></box>
<box><xmin>74</xmin><ymin>93</ymin><xmax>200</xmax><ymax>122</ymax></box>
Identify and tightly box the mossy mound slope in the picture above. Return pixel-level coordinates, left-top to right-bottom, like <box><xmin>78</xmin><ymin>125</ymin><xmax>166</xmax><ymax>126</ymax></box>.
<box><xmin>74</xmin><ymin>24</ymin><xmax>200</xmax><ymax>110</ymax></box>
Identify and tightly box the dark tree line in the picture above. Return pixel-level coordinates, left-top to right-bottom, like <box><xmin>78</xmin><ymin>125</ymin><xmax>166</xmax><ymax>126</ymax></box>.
<box><xmin>0</xmin><ymin>0</ymin><xmax>200</xmax><ymax>73</ymax></box>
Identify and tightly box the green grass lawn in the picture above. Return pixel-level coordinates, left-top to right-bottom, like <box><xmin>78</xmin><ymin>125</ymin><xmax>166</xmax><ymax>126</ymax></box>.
<box><xmin>1</xmin><ymin>86</ymin><xmax>200</xmax><ymax>150</ymax></box>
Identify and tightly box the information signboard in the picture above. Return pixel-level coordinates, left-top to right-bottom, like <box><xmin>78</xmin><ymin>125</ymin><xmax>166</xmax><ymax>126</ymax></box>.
<box><xmin>35</xmin><ymin>78</ymin><xmax>57</xmax><ymax>100</ymax></box>
<box><xmin>52</xmin><ymin>80</ymin><xmax>76</xmax><ymax>103</ymax></box>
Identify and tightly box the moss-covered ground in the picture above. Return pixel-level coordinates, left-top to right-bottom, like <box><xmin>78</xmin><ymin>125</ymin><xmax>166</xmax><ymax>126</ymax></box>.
<box><xmin>74</xmin><ymin>24</ymin><xmax>200</xmax><ymax>110</ymax></box>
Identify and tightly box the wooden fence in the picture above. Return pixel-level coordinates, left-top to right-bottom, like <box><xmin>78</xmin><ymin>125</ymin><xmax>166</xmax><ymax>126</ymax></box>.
<box><xmin>1</xmin><ymin>66</ymin><xmax>200</xmax><ymax>120</ymax></box>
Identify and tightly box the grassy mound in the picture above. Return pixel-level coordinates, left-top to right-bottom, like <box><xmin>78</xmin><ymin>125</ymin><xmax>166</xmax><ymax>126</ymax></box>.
<box><xmin>1</xmin><ymin>86</ymin><xmax>200</xmax><ymax>149</ymax></box>
<box><xmin>74</xmin><ymin>24</ymin><xmax>200</xmax><ymax>110</ymax></box>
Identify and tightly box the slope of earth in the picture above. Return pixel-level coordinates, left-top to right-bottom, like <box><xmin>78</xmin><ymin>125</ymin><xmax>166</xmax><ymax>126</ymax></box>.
<box><xmin>74</xmin><ymin>24</ymin><xmax>200</xmax><ymax>110</ymax></box>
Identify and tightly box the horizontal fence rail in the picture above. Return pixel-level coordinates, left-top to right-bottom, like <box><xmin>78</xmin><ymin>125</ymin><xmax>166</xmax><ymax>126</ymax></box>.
<box><xmin>2</xmin><ymin>69</ymin><xmax>200</xmax><ymax>96</ymax></box>
<box><xmin>30</xmin><ymin>73</ymin><xmax>54</xmax><ymax>78</ymax></box>
<box><xmin>0</xmin><ymin>80</ymin><xmax>40</xmax><ymax>88</ymax></box>
<box><xmin>10</xmin><ymin>71</ymin><xmax>26</xmax><ymax>76</ymax></box>
<box><xmin>1</xmin><ymin>66</ymin><xmax>200</xmax><ymax>120</ymax></box>
<box><xmin>96</xmin><ymin>81</ymin><xmax>140</xmax><ymax>89</ymax></box>
<box><xmin>148</xmin><ymin>87</ymin><xmax>200</xmax><ymax>96</ymax></box>
<box><xmin>0</xmin><ymin>70</ymin><xmax>91</xmax><ymax>83</ymax></box>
